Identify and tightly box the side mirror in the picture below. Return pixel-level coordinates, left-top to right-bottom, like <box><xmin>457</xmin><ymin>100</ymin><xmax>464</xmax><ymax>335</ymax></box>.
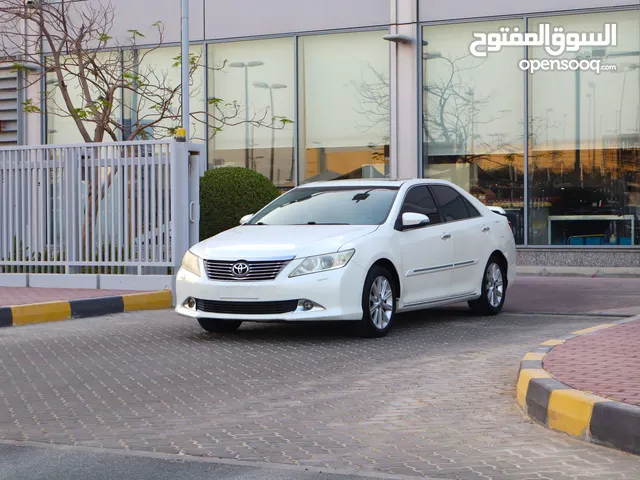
<box><xmin>400</xmin><ymin>212</ymin><xmax>430</xmax><ymax>230</ymax></box>
<box><xmin>239</xmin><ymin>214</ymin><xmax>254</xmax><ymax>225</ymax></box>
<box><xmin>488</xmin><ymin>206</ymin><xmax>507</xmax><ymax>216</ymax></box>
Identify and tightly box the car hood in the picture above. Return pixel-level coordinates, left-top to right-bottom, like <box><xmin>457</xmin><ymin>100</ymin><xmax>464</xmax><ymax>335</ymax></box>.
<box><xmin>190</xmin><ymin>225</ymin><xmax>379</xmax><ymax>260</ymax></box>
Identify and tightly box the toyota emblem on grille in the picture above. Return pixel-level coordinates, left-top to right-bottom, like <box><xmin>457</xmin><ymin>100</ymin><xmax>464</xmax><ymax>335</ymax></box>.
<box><xmin>231</xmin><ymin>262</ymin><xmax>250</xmax><ymax>277</ymax></box>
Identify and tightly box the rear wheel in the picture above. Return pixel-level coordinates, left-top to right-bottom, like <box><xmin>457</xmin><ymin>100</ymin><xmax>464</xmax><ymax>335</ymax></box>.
<box><xmin>197</xmin><ymin>319</ymin><xmax>243</xmax><ymax>333</ymax></box>
<box><xmin>468</xmin><ymin>257</ymin><xmax>507</xmax><ymax>315</ymax></box>
<box><xmin>354</xmin><ymin>265</ymin><xmax>397</xmax><ymax>338</ymax></box>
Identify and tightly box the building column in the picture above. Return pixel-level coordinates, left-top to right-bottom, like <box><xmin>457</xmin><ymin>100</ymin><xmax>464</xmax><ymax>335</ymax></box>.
<box><xmin>388</xmin><ymin>0</ymin><xmax>420</xmax><ymax>179</ymax></box>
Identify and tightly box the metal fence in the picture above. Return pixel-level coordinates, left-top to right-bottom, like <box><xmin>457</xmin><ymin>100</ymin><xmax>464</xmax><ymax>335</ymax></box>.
<box><xmin>0</xmin><ymin>140</ymin><xmax>203</xmax><ymax>293</ymax></box>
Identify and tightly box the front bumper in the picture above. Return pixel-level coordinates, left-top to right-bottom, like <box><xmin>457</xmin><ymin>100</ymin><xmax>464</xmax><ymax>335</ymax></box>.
<box><xmin>175</xmin><ymin>261</ymin><xmax>366</xmax><ymax>322</ymax></box>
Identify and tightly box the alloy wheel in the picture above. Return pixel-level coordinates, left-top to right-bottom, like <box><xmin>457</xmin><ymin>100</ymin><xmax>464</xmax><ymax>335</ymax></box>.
<box><xmin>369</xmin><ymin>276</ymin><xmax>393</xmax><ymax>330</ymax></box>
<box><xmin>486</xmin><ymin>263</ymin><xmax>504</xmax><ymax>308</ymax></box>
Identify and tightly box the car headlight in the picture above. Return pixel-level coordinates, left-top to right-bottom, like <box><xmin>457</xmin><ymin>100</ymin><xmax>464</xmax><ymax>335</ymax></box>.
<box><xmin>181</xmin><ymin>250</ymin><xmax>201</xmax><ymax>277</ymax></box>
<box><xmin>289</xmin><ymin>250</ymin><xmax>355</xmax><ymax>277</ymax></box>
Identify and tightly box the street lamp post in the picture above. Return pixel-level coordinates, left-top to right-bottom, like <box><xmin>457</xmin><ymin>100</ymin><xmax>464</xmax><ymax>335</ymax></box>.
<box><xmin>467</xmin><ymin>88</ymin><xmax>475</xmax><ymax>156</ymax></box>
<box><xmin>229</xmin><ymin>61</ymin><xmax>264</xmax><ymax>168</ymax></box>
<box><xmin>618</xmin><ymin>63</ymin><xmax>639</xmax><ymax>135</ymax></box>
<box><xmin>421</xmin><ymin>50</ymin><xmax>444</xmax><ymax>170</ymax></box>
<box><xmin>253</xmin><ymin>81</ymin><xmax>288</xmax><ymax>181</ymax></box>
<box><xmin>588</xmin><ymin>81</ymin><xmax>596</xmax><ymax>167</ymax></box>
<box><xmin>181</xmin><ymin>0</ymin><xmax>189</xmax><ymax>139</ymax></box>
<box><xmin>586</xmin><ymin>93</ymin><xmax>592</xmax><ymax>170</ymax></box>
<box><xmin>546</xmin><ymin>107</ymin><xmax>554</xmax><ymax>147</ymax></box>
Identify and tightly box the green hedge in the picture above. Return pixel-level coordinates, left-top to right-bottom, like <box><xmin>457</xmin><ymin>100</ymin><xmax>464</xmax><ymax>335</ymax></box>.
<box><xmin>199</xmin><ymin>167</ymin><xmax>280</xmax><ymax>240</ymax></box>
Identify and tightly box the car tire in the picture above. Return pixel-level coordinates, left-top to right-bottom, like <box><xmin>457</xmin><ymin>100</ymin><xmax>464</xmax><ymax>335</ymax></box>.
<box><xmin>197</xmin><ymin>319</ymin><xmax>243</xmax><ymax>333</ymax></box>
<box><xmin>468</xmin><ymin>256</ymin><xmax>507</xmax><ymax>316</ymax></box>
<box><xmin>355</xmin><ymin>265</ymin><xmax>397</xmax><ymax>338</ymax></box>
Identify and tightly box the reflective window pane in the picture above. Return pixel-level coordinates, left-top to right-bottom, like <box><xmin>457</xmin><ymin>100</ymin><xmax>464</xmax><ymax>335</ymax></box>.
<box><xmin>207</xmin><ymin>38</ymin><xmax>295</xmax><ymax>188</ymax></box>
<box><xmin>422</xmin><ymin>21</ymin><xmax>526</xmax><ymax>243</ymax></box>
<box><xmin>528</xmin><ymin>10</ymin><xmax>640</xmax><ymax>246</ymax></box>
<box><xmin>298</xmin><ymin>31</ymin><xmax>390</xmax><ymax>183</ymax></box>
<box><xmin>431</xmin><ymin>185</ymin><xmax>471</xmax><ymax>221</ymax></box>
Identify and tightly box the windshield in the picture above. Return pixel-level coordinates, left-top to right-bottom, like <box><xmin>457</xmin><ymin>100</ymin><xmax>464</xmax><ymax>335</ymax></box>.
<box><xmin>247</xmin><ymin>186</ymin><xmax>399</xmax><ymax>226</ymax></box>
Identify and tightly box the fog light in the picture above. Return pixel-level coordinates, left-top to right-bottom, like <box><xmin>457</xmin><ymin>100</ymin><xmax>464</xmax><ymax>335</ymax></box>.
<box><xmin>186</xmin><ymin>297</ymin><xmax>196</xmax><ymax>309</ymax></box>
<box><xmin>302</xmin><ymin>300</ymin><xmax>314</xmax><ymax>311</ymax></box>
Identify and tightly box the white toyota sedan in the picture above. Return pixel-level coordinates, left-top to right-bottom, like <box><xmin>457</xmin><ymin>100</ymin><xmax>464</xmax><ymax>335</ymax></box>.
<box><xmin>175</xmin><ymin>179</ymin><xmax>516</xmax><ymax>337</ymax></box>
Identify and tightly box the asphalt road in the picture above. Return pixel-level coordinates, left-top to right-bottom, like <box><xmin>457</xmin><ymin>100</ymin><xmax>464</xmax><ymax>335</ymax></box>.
<box><xmin>0</xmin><ymin>442</ymin><xmax>404</xmax><ymax>480</ymax></box>
<box><xmin>1</xmin><ymin>306</ymin><xmax>639</xmax><ymax>479</ymax></box>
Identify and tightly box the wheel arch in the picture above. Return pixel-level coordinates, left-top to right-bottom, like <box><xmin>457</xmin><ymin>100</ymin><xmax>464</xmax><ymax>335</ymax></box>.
<box><xmin>488</xmin><ymin>250</ymin><xmax>509</xmax><ymax>286</ymax></box>
<box><xmin>371</xmin><ymin>258</ymin><xmax>401</xmax><ymax>299</ymax></box>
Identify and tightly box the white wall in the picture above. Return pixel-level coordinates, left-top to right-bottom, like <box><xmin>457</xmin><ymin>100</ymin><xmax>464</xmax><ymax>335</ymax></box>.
<box><xmin>100</xmin><ymin>0</ymin><xmax>204</xmax><ymax>44</ymax></box>
<box><xmin>204</xmin><ymin>0</ymin><xmax>390</xmax><ymax>40</ymax></box>
<box><xmin>97</xmin><ymin>0</ymin><xmax>390</xmax><ymax>44</ymax></box>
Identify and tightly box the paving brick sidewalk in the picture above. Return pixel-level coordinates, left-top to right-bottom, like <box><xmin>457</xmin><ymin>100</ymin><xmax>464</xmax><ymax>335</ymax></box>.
<box><xmin>543</xmin><ymin>318</ymin><xmax>640</xmax><ymax>406</ymax></box>
<box><xmin>0</xmin><ymin>287</ymin><xmax>145</xmax><ymax>307</ymax></box>
<box><xmin>503</xmin><ymin>276</ymin><xmax>640</xmax><ymax>316</ymax></box>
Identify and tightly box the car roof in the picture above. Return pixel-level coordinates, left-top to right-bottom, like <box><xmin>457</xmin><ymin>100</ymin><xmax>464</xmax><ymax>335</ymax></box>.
<box><xmin>296</xmin><ymin>178</ymin><xmax>456</xmax><ymax>189</ymax></box>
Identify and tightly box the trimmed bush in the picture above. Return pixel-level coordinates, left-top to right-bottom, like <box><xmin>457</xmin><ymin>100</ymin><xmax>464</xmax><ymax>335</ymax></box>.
<box><xmin>199</xmin><ymin>167</ymin><xmax>281</xmax><ymax>240</ymax></box>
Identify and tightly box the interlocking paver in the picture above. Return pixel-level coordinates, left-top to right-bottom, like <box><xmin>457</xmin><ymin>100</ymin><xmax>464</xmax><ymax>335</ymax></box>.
<box><xmin>490</xmin><ymin>276</ymin><xmax>640</xmax><ymax>316</ymax></box>
<box><xmin>1</xmin><ymin>309</ymin><xmax>639</xmax><ymax>479</ymax></box>
<box><xmin>543</xmin><ymin>319</ymin><xmax>640</xmax><ymax>406</ymax></box>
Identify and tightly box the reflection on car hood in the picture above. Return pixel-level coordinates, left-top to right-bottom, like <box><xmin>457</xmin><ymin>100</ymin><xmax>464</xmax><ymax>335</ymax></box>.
<box><xmin>190</xmin><ymin>225</ymin><xmax>379</xmax><ymax>260</ymax></box>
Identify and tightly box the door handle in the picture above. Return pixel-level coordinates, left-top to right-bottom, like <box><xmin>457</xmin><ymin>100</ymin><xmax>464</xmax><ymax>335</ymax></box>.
<box><xmin>482</xmin><ymin>226</ymin><xmax>491</xmax><ymax>232</ymax></box>
<box><xmin>441</xmin><ymin>233</ymin><xmax>451</xmax><ymax>240</ymax></box>
<box><xmin>189</xmin><ymin>201</ymin><xmax>196</xmax><ymax>223</ymax></box>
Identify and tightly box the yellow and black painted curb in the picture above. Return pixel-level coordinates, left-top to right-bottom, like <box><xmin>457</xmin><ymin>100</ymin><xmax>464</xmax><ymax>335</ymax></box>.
<box><xmin>517</xmin><ymin>316</ymin><xmax>640</xmax><ymax>456</ymax></box>
<box><xmin>0</xmin><ymin>290</ymin><xmax>173</xmax><ymax>328</ymax></box>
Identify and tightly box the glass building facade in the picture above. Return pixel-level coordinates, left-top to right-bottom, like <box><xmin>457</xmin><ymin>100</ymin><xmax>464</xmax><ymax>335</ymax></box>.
<box><xmin>45</xmin><ymin>5</ymin><xmax>639</xmax><ymax>249</ymax></box>
<box><xmin>422</xmin><ymin>10</ymin><xmax>639</xmax><ymax>246</ymax></box>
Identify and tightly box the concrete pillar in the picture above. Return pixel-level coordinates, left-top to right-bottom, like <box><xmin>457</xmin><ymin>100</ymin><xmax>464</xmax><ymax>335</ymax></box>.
<box><xmin>388</xmin><ymin>0</ymin><xmax>420</xmax><ymax>179</ymax></box>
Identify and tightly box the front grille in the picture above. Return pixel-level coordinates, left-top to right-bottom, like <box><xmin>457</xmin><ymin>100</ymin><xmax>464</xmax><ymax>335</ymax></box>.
<box><xmin>195</xmin><ymin>299</ymin><xmax>298</xmax><ymax>315</ymax></box>
<box><xmin>203</xmin><ymin>259</ymin><xmax>291</xmax><ymax>281</ymax></box>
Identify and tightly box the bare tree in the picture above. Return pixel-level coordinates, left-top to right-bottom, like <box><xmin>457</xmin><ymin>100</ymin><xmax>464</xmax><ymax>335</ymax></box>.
<box><xmin>352</xmin><ymin>55</ymin><xmax>518</xmax><ymax>173</ymax></box>
<box><xmin>0</xmin><ymin>0</ymin><xmax>290</xmax><ymax>143</ymax></box>
<box><xmin>351</xmin><ymin>65</ymin><xmax>390</xmax><ymax>165</ymax></box>
<box><xmin>421</xmin><ymin>53</ymin><xmax>516</xmax><ymax>164</ymax></box>
<box><xmin>0</xmin><ymin>0</ymin><xmax>291</xmax><ymax>256</ymax></box>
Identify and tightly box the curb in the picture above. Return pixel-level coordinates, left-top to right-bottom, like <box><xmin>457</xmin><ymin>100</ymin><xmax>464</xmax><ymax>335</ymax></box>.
<box><xmin>516</xmin><ymin>266</ymin><xmax>640</xmax><ymax>278</ymax></box>
<box><xmin>516</xmin><ymin>315</ymin><xmax>640</xmax><ymax>456</ymax></box>
<box><xmin>0</xmin><ymin>290</ymin><xmax>173</xmax><ymax>328</ymax></box>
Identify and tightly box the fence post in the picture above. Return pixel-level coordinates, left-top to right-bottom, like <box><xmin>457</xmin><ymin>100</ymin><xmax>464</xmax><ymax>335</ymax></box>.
<box><xmin>172</xmin><ymin>141</ymin><xmax>190</xmax><ymax>296</ymax></box>
<box><xmin>187</xmin><ymin>144</ymin><xmax>204</xmax><ymax>248</ymax></box>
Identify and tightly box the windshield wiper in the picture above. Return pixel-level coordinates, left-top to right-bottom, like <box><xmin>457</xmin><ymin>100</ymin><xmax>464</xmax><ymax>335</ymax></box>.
<box><xmin>281</xmin><ymin>192</ymin><xmax>325</xmax><ymax>207</ymax></box>
<box><xmin>302</xmin><ymin>222</ymin><xmax>350</xmax><ymax>225</ymax></box>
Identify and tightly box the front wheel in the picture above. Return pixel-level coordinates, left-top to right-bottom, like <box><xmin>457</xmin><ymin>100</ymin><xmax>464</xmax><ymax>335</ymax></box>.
<box><xmin>468</xmin><ymin>257</ymin><xmax>507</xmax><ymax>315</ymax></box>
<box><xmin>198</xmin><ymin>319</ymin><xmax>243</xmax><ymax>333</ymax></box>
<box><xmin>354</xmin><ymin>265</ymin><xmax>397</xmax><ymax>338</ymax></box>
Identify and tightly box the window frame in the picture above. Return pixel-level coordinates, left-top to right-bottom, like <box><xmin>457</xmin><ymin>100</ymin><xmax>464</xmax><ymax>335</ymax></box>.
<box><xmin>462</xmin><ymin>197</ymin><xmax>482</xmax><ymax>219</ymax></box>
<box><xmin>428</xmin><ymin>184</ymin><xmax>477</xmax><ymax>224</ymax></box>
<box><xmin>394</xmin><ymin>183</ymin><xmax>444</xmax><ymax>231</ymax></box>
